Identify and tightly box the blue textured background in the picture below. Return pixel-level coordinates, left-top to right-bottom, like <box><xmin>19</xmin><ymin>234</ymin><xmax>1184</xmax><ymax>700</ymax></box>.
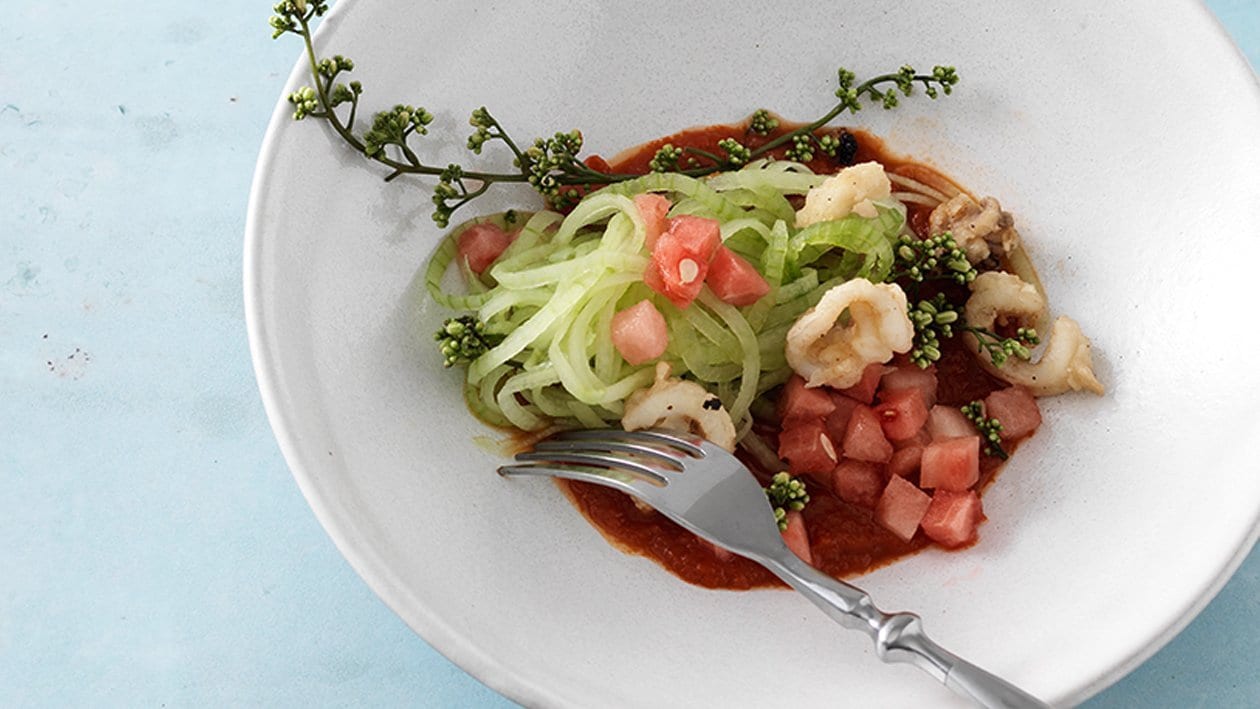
<box><xmin>1</xmin><ymin>1</ymin><xmax>1256</xmax><ymax>706</ymax></box>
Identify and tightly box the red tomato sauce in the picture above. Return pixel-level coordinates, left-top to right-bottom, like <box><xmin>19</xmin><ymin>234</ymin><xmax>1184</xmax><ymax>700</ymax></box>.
<box><xmin>553</xmin><ymin>121</ymin><xmax>1022</xmax><ymax>589</ymax></box>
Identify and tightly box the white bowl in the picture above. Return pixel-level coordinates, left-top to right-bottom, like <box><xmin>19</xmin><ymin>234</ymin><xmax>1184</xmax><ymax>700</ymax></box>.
<box><xmin>245</xmin><ymin>1</ymin><xmax>1260</xmax><ymax>705</ymax></box>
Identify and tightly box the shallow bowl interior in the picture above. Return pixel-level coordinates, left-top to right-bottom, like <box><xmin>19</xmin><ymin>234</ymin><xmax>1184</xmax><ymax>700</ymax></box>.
<box><xmin>245</xmin><ymin>1</ymin><xmax>1260</xmax><ymax>706</ymax></box>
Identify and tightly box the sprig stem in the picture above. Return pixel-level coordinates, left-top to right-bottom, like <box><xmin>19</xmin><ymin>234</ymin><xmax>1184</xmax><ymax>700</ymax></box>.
<box><xmin>272</xmin><ymin>4</ymin><xmax>959</xmax><ymax>226</ymax></box>
<box><xmin>965</xmin><ymin>326</ymin><xmax>1040</xmax><ymax>368</ymax></box>
<box><xmin>961</xmin><ymin>401</ymin><xmax>1008</xmax><ymax>459</ymax></box>
<box><xmin>292</xmin><ymin>12</ymin><xmax>525</xmax><ymax>185</ymax></box>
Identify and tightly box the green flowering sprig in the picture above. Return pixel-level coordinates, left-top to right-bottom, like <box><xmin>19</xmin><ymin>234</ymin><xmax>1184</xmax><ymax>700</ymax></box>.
<box><xmin>891</xmin><ymin>232</ymin><xmax>977</xmax><ymax>286</ymax></box>
<box><xmin>967</xmin><ymin>326</ymin><xmax>1040</xmax><ymax>368</ymax></box>
<box><xmin>270</xmin><ymin>4</ymin><xmax>960</xmax><ymax>228</ymax></box>
<box><xmin>363</xmin><ymin>104</ymin><xmax>435</xmax><ymax>159</ymax></box>
<box><xmin>765</xmin><ymin>472</ymin><xmax>810</xmax><ymax>531</ymax></box>
<box><xmin>908</xmin><ymin>294</ymin><xmax>959</xmax><ymax>368</ymax></box>
<box><xmin>649</xmin><ymin>143</ymin><xmax>684</xmax><ymax>172</ymax></box>
<box><xmin>269</xmin><ymin>0</ymin><xmax>329</xmax><ymax>38</ymax></box>
<box><xmin>784</xmin><ymin>134</ymin><xmax>816</xmax><ymax>163</ymax></box>
<box><xmin>717</xmin><ymin>138</ymin><xmax>752</xmax><ymax>166</ymax></box>
<box><xmin>435</xmin><ymin>315</ymin><xmax>503</xmax><ymax>368</ymax></box>
<box><xmin>961</xmin><ymin>401</ymin><xmax>1008</xmax><ymax>459</ymax></box>
<box><xmin>748</xmin><ymin>109</ymin><xmax>779</xmax><ymax>135</ymax></box>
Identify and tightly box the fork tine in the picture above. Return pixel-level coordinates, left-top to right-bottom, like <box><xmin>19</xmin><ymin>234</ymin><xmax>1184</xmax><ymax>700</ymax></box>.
<box><xmin>533</xmin><ymin>439</ymin><xmax>685</xmax><ymax>471</ymax></box>
<box><xmin>549</xmin><ymin>428</ymin><xmax>705</xmax><ymax>457</ymax></box>
<box><xmin>497</xmin><ymin>463</ymin><xmax>649</xmax><ymax>501</ymax></box>
<box><xmin>514</xmin><ymin>451</ymin><xmax>669</xmax><ymax>485</ymax></box>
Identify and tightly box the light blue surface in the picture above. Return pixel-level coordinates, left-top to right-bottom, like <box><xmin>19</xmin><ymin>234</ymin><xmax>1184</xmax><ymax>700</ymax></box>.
<box><xmin>1</xmin><ymin>1</ymin><xmax>1256</xmax><ymax>706</ymax></box>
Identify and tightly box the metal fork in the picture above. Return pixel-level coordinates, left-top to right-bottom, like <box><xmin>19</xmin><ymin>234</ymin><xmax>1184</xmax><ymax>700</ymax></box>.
<box><xmin>499</xmin><ymin>428</ymin><xmax>1051</xmax><ymax>709</ymax></box>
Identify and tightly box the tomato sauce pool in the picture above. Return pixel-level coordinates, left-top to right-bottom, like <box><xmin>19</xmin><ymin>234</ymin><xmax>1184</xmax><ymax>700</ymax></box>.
<box><xmin>553</xmin><ymin>122</ymin><xmax>1013</xmax><ymax>589</ymax></box>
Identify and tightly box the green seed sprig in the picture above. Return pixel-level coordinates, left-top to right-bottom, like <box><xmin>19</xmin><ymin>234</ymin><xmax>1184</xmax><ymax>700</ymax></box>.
<box><xmin>269</xmin><ymin>2</ymin><xmax>960</xmax><ymax>227</ymax></box>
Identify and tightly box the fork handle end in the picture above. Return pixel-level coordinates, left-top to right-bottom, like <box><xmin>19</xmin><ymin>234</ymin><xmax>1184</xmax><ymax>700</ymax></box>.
<box><xmin>881</xmin><ymin>615</ymin><xmax>1052</xmax><ymax>709</ymax></box>
<box><xmin>765</xmin><ymin>554</ymin><xmax>1050</xmax><ymax>708</ymax></box>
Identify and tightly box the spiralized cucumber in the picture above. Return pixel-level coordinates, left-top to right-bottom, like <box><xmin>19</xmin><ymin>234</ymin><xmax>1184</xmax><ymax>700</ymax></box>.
<box><xmin>426</xmin><ymin>161</ymin><xmax>907</xmax><ymax>434</ymax></box>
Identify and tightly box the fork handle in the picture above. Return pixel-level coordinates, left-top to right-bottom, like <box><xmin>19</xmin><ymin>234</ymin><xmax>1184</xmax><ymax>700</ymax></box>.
<box><xmin>762</xmin><ymin>554</ymin><xmax>1051</xmax><ymax>709</ymax></box>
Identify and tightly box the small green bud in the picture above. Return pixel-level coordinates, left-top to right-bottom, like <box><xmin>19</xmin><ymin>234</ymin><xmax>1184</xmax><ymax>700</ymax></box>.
<box><xmin>717</xmin><ymin>137</ymin><xmax>751</xmax><ymax>166</ymax></box>
<box><xmin>749</xmin><ymin>109</ymin><xmax>779</xmax><ymax>136</ymax></box>
<box><xmin>288</xmin><ymin>86</ymin><xmax>319</xmax><ymax>119</ymax></box>
<box><xmin>784</xmin><ymin>134</ymin><xmax>815</xmax><ymax>163</ymax></box>
<box><xmin>435</xmin><ymin>315</ymin><xmax>502</xmax><ymax>366</ymax></box>
<box><xmin>816</xmin><ymin>133</ymin><xmax>841</xmax><ymax>157</ymax></box>
<box><xmin>961</xmin><ymin>400</ymin><xmax>1007</xmax><ymax>459</ymax></box>
<box><xmin>765</xmin><ymin>471</ymin><xmax>810</xmax><ymax>531</ymax></box>
<box><xmin>649</xmin><ymin>143</ymin><xmax>683</xmax><ymax>173</ymax></box>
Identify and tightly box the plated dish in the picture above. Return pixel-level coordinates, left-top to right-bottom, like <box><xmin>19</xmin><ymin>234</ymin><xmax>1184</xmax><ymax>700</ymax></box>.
<box><xmin>425</xmin><ymin>122</ymin><xmax>1103</xmax><ymax>588</ymax></box>
<box><xmin>245</xmin><ymin>1</ymin><xmax>1260</xmax><ymax>706</ymax></box>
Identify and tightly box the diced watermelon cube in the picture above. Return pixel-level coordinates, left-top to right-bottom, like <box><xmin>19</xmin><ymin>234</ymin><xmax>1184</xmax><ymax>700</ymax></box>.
<box><xmin>609</xmin><ymin>299</ymin><xmax>668</xmax><ymax>365</ymax></box>
<box><xmin>706</xmin><ymin>246</ymin><xmax>771</xmax><ymax>306</ymax></box>
<box><xmin>920</xmin><ymin>436</ymin><xmax>980</xmax><ymax>491</ymax></box>
<box><xmin>778</xmin><ymin>375</ymin><xmax>836</xmax><ymax>425</ymax></box>
<box><xmin>921</xmin><ymin>490</ymin><xmax>985</xmax><ymax>548</ymax></box>
<box><xmin>842</xmin><ymin>405</ymin><xmax>894</xmax><ymax>464</ymax></box>
<box><xmin>875</xmin><ymin>476</ymin><xmax>932</xmax><ymax>542</ymax></box>
<box><xmin>825</xmin><ymin>392</ymin><xmax>862</xmax><ymax>443</ymax></box>
<box><xmin>888</xmin><ymin>445</ymin><xmax>924</xmax><ymax>478</ymax></box>
<box><xmin>874</xmin><ymin>387</ymin><xmax>930</xmax><ymax>442</ymax></box>
<box><xmin>781</xmin><ymin>510</ymin><xmax>813</xmax><ymax>565</ymax></box>
<box><xmin>926</xmin><ymin>404</ymin><xmax>975</xmax><ymax>442</ymax></box>
<box><xmin>644</xmin><ymin>215</ymin><xmax>722</xmax><ymax>309</ymax></box>
<box><xmin>777</xmin><ymin>420</ymin><xmax>838</xmax><ymax>476</ymax></box>
<box><xmin>633</xmin><ymin>193</ymin><xmax>671</xmax><ymax>250</ymax></box>
<box><xmin>642</xmin><ymin>258</ymin><xmax>669</xmax><ymax>300</ymax></box>
<box><xmin>457</xmin><ymin>222</ymin><xmax>515</xmax><ymax>275</ymax></box>
<box><xmin>832</xmin><ymin>459</ymin><xmax>885</xmax><ymax>508</ymax></box>
<box><xmin>880</xmin><ymin>365</ymin><xmax>939</xmax><ymax>409</ymax></box>
<box><xmin>839</xmin><ymin>362</ymin><xmax>890</xmax><ymax>404</ymax></box>
<box><xmin>983</xmin><ymin>386</ymin><xmax>1042</xmax><ymax>441</ymax></box>
<box><xmin>893</xmin><ymin>427</ymin><xmax>932</xmax><ymax>450</ymax></box>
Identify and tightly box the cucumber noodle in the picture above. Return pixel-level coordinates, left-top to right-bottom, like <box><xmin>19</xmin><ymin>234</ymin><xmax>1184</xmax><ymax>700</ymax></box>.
<box><xmin>425</xmin><ymin>161</ymin><xmax>907</xmax><ymax>434</ymax></box>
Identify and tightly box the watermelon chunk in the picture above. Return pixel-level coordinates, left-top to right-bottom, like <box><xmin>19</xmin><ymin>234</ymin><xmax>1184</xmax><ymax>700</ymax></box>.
<box><xmin>874</xmin><ymin>387</ymin><xmax>930</xmax><ymax>442</ymax></box>
<box><xmin>634</xmin><ymin>193</ymin><xmax>670</xmax><ymax>250</ymax></box>
<box><xmin>832</xmin><ymin>459</ymin><xmax>885</xmax><ymax>508</ymax></box>
<box><xmin>920</xmin><ymin>436</ymin><xmax>980</xmax><ymax>491</ymax></box>
<box><xmin>644</xmin><ymin>215</ymin><xmax>722</xmax><ymax>309</ymax></box>
<box><xmin>880</xmin><ymin>364</ymin><xmax>939</xmax><ymax>409</ymax></box>
<box><xmin>457</xmin><ymin>222</ymin><xmax>515</xmax><ymax>275</ymax></box>
<box><xmin>839</xmin><ymin>362</ymin><xmax>890</xmax><ymax>404</ymax></box>
<box><xmin>825</xmin><ymin>392</ymin><xmax>862</xmax><ymax>444</ymax></box>
<box><xmin>781</xmin><ymin>510</ymin><xmax>813</xmax><ymax>565</ymax></box>
<box><xmin>842</xmin><ymin>405</ymin><xmax>894</xmax><ymax>464</ymax></box>
<box><xmin>983</xmin><ymin>386</ymin><xmax>1042</xmax><ymax>441</ymax></box>
<box><xmin>610</xmin><ymin>299</ymin><xmax>668</xmax><ymax>365</ymax></box>
<box><xmin>926</xmin><ymin>404</ymin><xmax>975</xmax><ymax>442</ymax></box>
<box><xmin>921</xmin><ymin>490</ymin><xmax>985</xmax><ymax>548</ymax></box>
<box><xmin>777</xmin><ymin>420</ymin><xmax>838</xmax><ymax>476</ymax></box>
<box><xmin>893</xmin><ymin>427</ymin><xmax>932</xmax><ymax>450</ymax></box>
<box><xmin>706</xmin><ymin>246</ymin><xmax>771</xmax><ymax>306</ymax></box>
<box><xmin>888</xmin><ymin>445</ymin><xmax>924</xmax><ymax>478</ymax></box>
<box><xmin>875</xmin><ymin>476</ymin><xmax>932</xmax><ymax>542</ymax></box>
<box><xmin>778</xmin><ymin>375</ymin><xmax>836</xmax><ymax>425</ymax></box>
